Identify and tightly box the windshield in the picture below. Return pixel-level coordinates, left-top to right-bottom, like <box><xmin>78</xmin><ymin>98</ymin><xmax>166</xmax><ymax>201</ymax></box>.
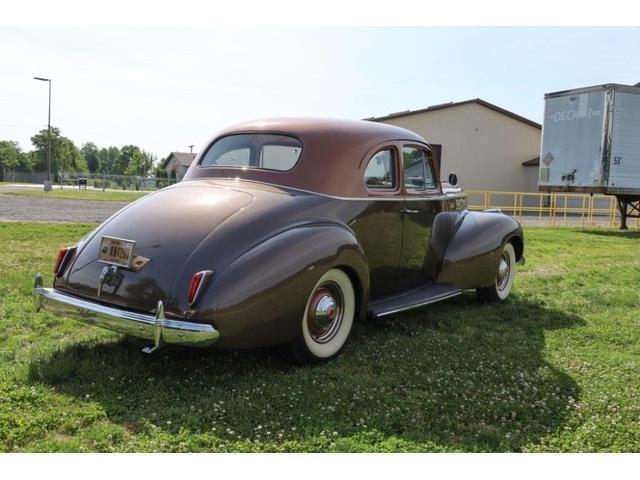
<box><xmin>199</xmin><ymin>134</ymin><xmax>303</xmax><ymax>171</ymax></box>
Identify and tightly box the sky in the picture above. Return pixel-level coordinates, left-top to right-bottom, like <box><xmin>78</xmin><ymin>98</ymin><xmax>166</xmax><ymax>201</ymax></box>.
<box><xmin>1</xmin><ymin>27</ymin><xmax>639</xmax><ymax>160</ymax></box>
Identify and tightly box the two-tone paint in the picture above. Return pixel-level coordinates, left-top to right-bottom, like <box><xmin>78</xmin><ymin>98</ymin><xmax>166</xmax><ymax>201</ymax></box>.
<box><xmin>44</xmin><ymin>118</ymin><xmax>524</xmax><ymax>350</ymax></box>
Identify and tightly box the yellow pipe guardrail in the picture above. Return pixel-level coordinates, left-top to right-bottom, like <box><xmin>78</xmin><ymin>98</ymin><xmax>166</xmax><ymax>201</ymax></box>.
<box><xmin>465</xmin><ymin>190</ymin><xmax>638</xmax><ymax>228</ymax></box>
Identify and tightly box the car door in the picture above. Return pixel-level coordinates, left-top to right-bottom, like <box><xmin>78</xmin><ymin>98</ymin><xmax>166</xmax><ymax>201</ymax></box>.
<box><xmin>350</xmin><ymin>145</ymin><xmax>404</xmax><ymax>300</ymax></box>
<box><xmin>398</xmin><ymin>144</ymin><xmax>445</xmax><ymax>291</ymax></box>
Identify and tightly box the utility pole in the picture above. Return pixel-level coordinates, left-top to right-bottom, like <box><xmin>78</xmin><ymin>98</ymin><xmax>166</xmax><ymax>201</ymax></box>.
<box><xmin>34</xmin><ymin>76</ymin><xmax>52</xmax><ymax>192</ymax></box>
<box><xmin>188</xmin><ymin>145</ymin><xmax>194</xmax><ymax>154</ymax></box>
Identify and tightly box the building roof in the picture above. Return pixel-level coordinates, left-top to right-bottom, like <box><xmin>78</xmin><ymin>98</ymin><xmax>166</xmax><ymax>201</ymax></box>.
<box><xmin>163</xmin><ymin>152</ymin><xmax>196</xmax><ymax>168</ymax></box>
<box><xmin>364</xmin><ymin>98</ymin><xmax>542</xmax><ymax>130</ymax></box>
<box><xmin>522</xmin><ymin>157</ymin><xmax>540</xmax><ymax>167</ymax></box>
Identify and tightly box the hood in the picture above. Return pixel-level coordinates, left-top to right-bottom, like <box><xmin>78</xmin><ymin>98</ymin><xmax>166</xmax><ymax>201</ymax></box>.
<box><xmin>59</xmin><ymin>182</ymin><xmax>254</xmax><ymax>314</ymax></box>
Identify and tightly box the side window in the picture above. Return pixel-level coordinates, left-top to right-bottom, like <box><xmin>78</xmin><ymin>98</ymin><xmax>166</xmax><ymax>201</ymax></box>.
<box><xmin>402</xmin><ymin>146</ymin><xmax>436</xmax><ymax>190</ymax></box>
<box><xmin>364</xmin><ymin>149</ymin><xmax>396</xmax><ymax>190</ymax></box>
<box><xmin>260</xmin><ymin>144</ymin><xmax>301</xmax><ymax>170</ymax></box>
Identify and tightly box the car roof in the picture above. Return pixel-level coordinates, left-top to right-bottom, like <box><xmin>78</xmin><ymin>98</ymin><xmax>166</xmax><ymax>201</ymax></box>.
<box><xmin>183</xmin><ymin>118</ymin><xmax>429</xmax><ymax>197</ymax></box>
<box><xmin>218</xmin><ymin>117</ymin><xmax>424</xmax><ymax>143</ymax></box>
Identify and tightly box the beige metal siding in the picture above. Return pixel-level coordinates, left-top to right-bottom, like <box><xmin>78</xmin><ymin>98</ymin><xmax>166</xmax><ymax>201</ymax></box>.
<box><xmin>377</xmin><ymin>103</ymin><xmax>541</xmax><ymax>192</ymax></box>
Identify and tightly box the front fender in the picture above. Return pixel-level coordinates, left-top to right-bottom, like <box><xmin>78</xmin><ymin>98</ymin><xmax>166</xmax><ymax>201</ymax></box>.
<box><xmin>196</xmin><ymin>223</ymin><xmax>369</xmax><ymax>349</ymax></box>
<box><xmin>436</xmin><ymin>211</ymin><xmax>523</xmax><ymax>289</ymax></box>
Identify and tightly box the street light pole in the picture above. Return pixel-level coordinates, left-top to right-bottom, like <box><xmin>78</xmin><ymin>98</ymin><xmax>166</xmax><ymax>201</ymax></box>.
<box><xmin>34</xmin><ymin>76</ymin><xmax>52</xmax><ymax>192</ymax></box>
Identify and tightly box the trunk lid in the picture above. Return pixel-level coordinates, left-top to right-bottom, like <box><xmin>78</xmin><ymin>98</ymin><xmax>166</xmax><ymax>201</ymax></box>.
<box><xmin>61</xmin><ymin>182</ymin><xmax>253</xmax><ymax>314</ymax></box>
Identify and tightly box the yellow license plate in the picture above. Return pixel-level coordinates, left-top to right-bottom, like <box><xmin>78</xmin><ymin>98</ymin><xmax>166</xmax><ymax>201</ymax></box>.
<box><xmin>98</xmin><ymin>236</ymin><xmax>136</xmax><ymax>268</ymax></box>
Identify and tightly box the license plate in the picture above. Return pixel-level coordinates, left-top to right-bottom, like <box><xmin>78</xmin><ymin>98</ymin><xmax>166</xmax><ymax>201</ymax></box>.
<box><xmin>98</xmin><ymin>236</ymin><xmax>136</xmax><ymax>268</ymax></box>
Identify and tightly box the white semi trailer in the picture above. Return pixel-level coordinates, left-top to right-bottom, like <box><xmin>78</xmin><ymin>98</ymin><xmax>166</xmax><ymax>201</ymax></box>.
<box><xmin>539</xmin><ymin>83</ymin><xmax>640</xmax><ymax>228</ymax></box>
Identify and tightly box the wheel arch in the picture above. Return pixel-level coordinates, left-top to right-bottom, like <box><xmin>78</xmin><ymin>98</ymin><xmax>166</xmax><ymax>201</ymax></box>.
<box><xmin>196</xmin><ymin>222</ymin><xmax>369</xmax><ymax>349</ymax></box>
<box><xmin>436</xmin><ymin>211</ymin><xmax>524</xmax><ymax>289</ymax></box>
<box><xmin>507</xmin><ymin>234</ymin><xmax>524</xmax><ymax>262</ymax></box>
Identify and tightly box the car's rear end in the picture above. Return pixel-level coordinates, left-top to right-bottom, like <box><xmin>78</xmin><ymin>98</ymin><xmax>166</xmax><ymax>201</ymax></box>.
<box><xmin>33</xmin><ymin>181</ymin><xmax>258</xmax><ymax>351</ymax></box>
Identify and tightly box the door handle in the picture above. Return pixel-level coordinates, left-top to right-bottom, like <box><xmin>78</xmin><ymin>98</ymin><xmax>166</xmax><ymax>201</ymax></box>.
<box><xmin>402</xmin><ymin>208</ymin><xmax>419</xmax><ymax>214</ymax></box>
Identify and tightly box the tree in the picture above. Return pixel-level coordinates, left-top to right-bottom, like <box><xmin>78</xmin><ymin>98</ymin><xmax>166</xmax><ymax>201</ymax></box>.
<box><xmin>142</xmin><ymin>151</ymin><xmax>156</xmax><ymax>177</ymax></box>
<box><xmin>120</xmin><ymin>145</ymin><xmax>140</xmax><ymax>174</ymax></box>
<box><xmin>57</xmin><ymin>136</ymin><xmax>87</xmax><ymax>173</ymax></box>
<box><xmin>20</xmin><ymin>151</ymin><xmax>37</xmax><ymax>172</ymax></box>
<box><xmin>97</xmin><ymin>146</ymin><xmax>121</xmax><ymax>174</ymax></box>
<box><xmin>121</xmin><ymin>146</ymin><xmax>156</xmax><ymax>177</ymax></box>
<box><xmin>81</xmin><ymin>142</ymin><xmax>99</xmax><ymax>173</ymax></box>
<box><xmin>153</xmin><ymin>158</ymin><xmax>168</xmax><ymax>178</ymax></box>
<box><xmin>0</xmin><ymin>140</ymin><xmax>22</xmax><ymax>174</ymax></box>
<box><xmin>30</xmin><ymin>127</ymin><xmax>87</xmax><ymax>174</ymax></box>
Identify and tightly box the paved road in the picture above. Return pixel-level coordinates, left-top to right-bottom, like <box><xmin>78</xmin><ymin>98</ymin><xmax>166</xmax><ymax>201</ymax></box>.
<box><xmin>0</xmin><ymin>194</ymin><xmax>127</xmax><ymax>223</ymax></box>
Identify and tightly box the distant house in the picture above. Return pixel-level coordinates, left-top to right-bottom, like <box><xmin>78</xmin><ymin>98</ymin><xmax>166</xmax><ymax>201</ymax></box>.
<box><xmin>162</xmin><ymin>152</ymin><xmax>196</xmax><ymax>181</ymax></box>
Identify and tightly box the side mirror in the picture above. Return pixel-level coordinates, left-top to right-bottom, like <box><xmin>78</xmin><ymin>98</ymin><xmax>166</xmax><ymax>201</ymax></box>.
<box><xmin>448</xmin><ymin>172</ymin><xmax>458</xmax><ymax>186</ymax></box>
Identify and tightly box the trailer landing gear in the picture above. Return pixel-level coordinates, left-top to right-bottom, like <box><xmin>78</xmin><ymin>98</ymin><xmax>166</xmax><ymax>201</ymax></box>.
<box><xmin>616</xmin><ymin>196</ymin><xmax>640</xmax><ymax>230</ymax></box>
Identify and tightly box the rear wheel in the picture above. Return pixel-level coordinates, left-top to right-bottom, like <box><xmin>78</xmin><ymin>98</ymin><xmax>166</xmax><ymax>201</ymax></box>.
<box><xmin>476</xmin><ymin>242</ymin><xmax>516</xmax><ymax>303</ymax></box>
<box><xmin>289</xmin><ymin>268</ymin><xmax>355</xmax><ymax>363</ymax></box>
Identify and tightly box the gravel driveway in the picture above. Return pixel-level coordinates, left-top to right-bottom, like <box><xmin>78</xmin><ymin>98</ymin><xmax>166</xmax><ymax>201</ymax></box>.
<box><xmin>0</xmin><ymin>194</ymin><xmax>128</xmax><ymax>223</ymax></box>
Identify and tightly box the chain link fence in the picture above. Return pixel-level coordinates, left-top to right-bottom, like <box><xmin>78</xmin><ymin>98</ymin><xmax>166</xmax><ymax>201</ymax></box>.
<box><xmin>2</xmin><ymin>170</ymin><xmax>177</xmax><ymax>191</ymax></box>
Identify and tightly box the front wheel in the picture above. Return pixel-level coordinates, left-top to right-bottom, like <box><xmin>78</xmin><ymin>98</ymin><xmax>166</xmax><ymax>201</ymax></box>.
<box><xmin>288</xmin><ymin>268</ymin><xmax>356</xmax><ymax>363</ymax></box>
<box><xmin>476</xmin><ymin>242</ymin><xmax>516</xmax><ymax>303</ymax></box>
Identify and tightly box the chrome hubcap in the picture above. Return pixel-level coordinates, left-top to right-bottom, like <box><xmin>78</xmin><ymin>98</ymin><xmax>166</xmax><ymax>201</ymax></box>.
<box><xmin>496</xmin><ymin>250</ymin><xmax>511</xmax><ymax>291</ymax></box>
<box><xmin>307</xmin><ymin>283</ymin><xmax>343</xmax><ymax>343</ymax></box>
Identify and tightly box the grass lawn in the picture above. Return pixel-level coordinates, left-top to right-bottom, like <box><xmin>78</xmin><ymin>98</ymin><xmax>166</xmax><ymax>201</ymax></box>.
<box><xmin>1</xmin><ymin>188</ymin><xmax>149</xmax><ymax>203</ymax></box>
<box><xmin>0</xmin><ymin>223</ymin><xmax>638</xmax><ymax>452</ymax></box>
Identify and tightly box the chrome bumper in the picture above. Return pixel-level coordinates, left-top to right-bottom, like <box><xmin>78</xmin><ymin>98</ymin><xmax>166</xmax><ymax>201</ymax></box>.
<box><xmin>33</xmin><ymin>273</ymin><xmax>219</xmax><ymax>351</ymax></box>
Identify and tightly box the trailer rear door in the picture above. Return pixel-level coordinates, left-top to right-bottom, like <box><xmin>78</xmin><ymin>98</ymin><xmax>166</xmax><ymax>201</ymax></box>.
<box><xmin>540</xmin><ymin>90</ymin><xmax>608</xmax><ymax>189</ymax></box>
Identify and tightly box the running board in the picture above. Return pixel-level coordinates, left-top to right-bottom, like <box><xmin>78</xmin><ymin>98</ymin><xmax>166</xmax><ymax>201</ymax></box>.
<box><xmin>369</xmin><ymin>284</ymin><xmax>462</xmax><ymax>318</ymax></box>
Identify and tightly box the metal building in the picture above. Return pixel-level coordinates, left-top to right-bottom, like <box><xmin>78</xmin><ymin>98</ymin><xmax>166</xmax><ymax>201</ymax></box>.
<box><xmin>366</xmin><ymin>99</ymin><xmax>542</xmax><ymax>192</ymax></box>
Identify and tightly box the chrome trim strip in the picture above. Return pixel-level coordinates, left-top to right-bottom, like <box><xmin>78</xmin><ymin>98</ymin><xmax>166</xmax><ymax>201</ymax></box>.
<box><xmin>374</xmin><ymin>290</ymin><xmax>463</xmax><ymax>317</ymax></box>
<box><xmin>187</xmin><ymin>178</ymin><xmax>449</xmax><ymax>202</ymax></box>
<box><xmin>33</xmin><ymin>273</ymin><xmax>219</xmax><ymax>347</ymax></box>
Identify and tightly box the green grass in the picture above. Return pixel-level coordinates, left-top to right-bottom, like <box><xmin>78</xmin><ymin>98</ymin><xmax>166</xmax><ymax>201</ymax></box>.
<box><xmin>1</xmin><ymin>189</ymin><xmax>149</xmax><ymax>203</ymax></box>
<box><xmin>0</xmin><ymin>223</ymin><xmax>639</xmax><ymax>452</ymax></box>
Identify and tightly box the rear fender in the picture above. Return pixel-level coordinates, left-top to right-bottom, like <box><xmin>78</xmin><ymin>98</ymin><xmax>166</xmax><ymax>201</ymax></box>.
<box><xmin>195</xmin><ymin>223</ymin><xmax>369</xmax><ymax>349</ymax></box>
<box><xmin>435</xmin><ymin>211</ymin><xmax>523</xmax><ymax>289</ymax></box>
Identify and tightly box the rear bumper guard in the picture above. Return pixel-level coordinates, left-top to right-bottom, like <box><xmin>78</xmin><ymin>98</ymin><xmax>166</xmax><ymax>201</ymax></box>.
<box><xmin>33</xmin><ymin>273</ymin><xmax>219</xmax><ymax>352</ymax></box>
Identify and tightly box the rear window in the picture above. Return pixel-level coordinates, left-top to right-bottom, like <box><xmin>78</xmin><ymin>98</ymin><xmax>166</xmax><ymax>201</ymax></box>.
<box><xmin>200</xmin><ymin>134</ymin><xmax>302</xmax><ymax>171</ymax></box>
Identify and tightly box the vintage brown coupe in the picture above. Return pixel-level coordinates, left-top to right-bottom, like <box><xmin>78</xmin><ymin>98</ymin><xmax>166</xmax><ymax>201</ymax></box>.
<box><xmin>33</xmin><ymin>118</ymin><xmax>524</xmax><ymax>362</ymax></box>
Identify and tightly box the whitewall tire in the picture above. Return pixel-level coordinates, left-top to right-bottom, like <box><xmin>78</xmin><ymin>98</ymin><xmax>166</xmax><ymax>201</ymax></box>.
<box><xmin>476</xmin><ymin>242</ymin><xmax>516</xmax><ymax>303</ymax></box>
<box><xmin>290</xmin><ymin>268</ymin><xmax>356</xmax><ymax>363</ymax></box>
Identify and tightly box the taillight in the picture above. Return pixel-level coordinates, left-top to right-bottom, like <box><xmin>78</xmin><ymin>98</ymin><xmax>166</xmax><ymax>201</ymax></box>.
<box><xmin>187</xmin><ymin>270</ymin><xmax>213</xmax><ymax>306</ymax></box>
<box><xmin>54</xmin><ymin>246</ymin><xmax>76</xmax><ymax>277</ymax></box>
